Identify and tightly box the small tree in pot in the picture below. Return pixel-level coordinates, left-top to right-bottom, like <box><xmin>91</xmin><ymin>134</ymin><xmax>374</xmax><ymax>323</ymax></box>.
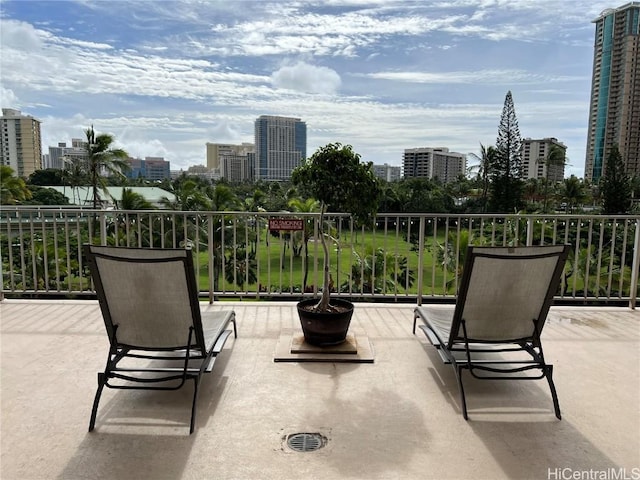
<box><xmin>291</xmin><ymin>143</ymin><xmax>381</xmax><ymax>345</ymax></box>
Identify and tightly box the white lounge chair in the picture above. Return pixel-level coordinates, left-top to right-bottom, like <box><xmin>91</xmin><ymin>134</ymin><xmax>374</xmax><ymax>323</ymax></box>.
<box><xmin>84</xmin><ymin>245</ymin><xmax>237</xmax><ymax>434</ymax></box>
<box><xmin>413</xmin><ymin>245</ymin><xmax>569</xmax><ymax>419</ymax></box>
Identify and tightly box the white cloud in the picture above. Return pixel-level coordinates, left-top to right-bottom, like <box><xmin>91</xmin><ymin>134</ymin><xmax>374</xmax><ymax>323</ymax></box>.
<box><xmin>0</xmin><ymin>86</ymin><xmax>20</xmax><ymax>109</ymax></box>
<box><xmin>271</xmin><ymin>62</ymin><xmax>341</xmax><ymax>94</ymax></box>
<box><xmin>363</xmin><ymin>69</ymin><xmax>583</xmax><ymax>85</ymax></box>
<box><xmin>0</xmin><ymin>0</ymin><xmax>603</xmax><ymax>176</ymax></box>
<box><xmin>119</xmin><ymin>138</ymin><xmax>171</xmax><ymax>161</ymax></box>
<box><xmin>0</xmin><ymin>19</ymin><xmax>44</xmax><ymax>50</ymax></box>
<box><xmin>0</xmin><ymin>21</ymin><xmax>271</xmax><ymax>104</ymax></box>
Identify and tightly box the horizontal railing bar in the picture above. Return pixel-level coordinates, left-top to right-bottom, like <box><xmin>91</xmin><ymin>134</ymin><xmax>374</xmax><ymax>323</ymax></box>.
<box><xmin>1</xmin><ymin>207</ymin><xmax>638</xmax><ymax>307</ymax></box>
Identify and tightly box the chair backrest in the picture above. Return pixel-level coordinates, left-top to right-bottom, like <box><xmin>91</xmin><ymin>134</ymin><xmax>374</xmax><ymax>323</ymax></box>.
<box><xmin>449</xmin><ymin>245</ymin><xmax>569</xmax><ymax>344</ymax></box>
<box><xmin>84</xmin><ymin>245</ymin><xmax>205</xmax><ymax>351</ymax></box>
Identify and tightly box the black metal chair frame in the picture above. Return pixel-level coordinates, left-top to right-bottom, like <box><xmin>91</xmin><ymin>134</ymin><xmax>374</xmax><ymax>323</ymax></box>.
<box><xmin>413</xmin><ymin>245</ymin><xmax>569</xmax><ymax>420</ymax></box>
<box><xmin>85</xmin><ymin>245</ymin><xmax>237</xmax><ymax>434</ymax></box>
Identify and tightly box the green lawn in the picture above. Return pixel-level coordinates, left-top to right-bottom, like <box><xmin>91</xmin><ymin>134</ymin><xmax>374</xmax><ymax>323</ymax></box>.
<box><xmin>195</xmin><ymin>229</ymin><xmax>451</xmax><ymax>295</ymax></box>
<box><xmin>192</xmin><ymin>227</ymin><xmax>632</xmax><ymax>300</ymax></box>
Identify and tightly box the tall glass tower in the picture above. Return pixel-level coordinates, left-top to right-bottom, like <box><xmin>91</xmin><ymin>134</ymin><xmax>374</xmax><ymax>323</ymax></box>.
<box><xmin>254</xmin><ymin>115</ymin><xmax>307</xmax><ymax>181</ymax></box>
<box><xmin>585</xmin><ymin>2</ymin><xmax>640</xmax><ymax>181</ymax></box>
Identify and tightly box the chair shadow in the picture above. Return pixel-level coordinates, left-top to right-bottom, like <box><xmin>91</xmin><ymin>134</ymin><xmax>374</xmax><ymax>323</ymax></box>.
<box><xmin>422</xmin><ymin>345</ymin><xmax>622</xmax><ymax>478</ymax></box>
<box><xmin>58</xmin><ymin>355</ymin><xmax>232</xmax><ymax>480</ymax></box>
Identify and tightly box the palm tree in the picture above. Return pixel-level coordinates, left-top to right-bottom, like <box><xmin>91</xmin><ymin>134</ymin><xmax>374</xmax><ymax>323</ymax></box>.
<box><xmin>105</xmin><ymin>188</ymin><xmax>154</xmax><ymax>246</ymax></box>
<box><xmin>85</xmin><ymin>126</ymin><xmax>129</xmax><ymax>209</ymax></box>
<box><xmin>117</xmin><ymin>188</ymin><xmax>153</xmax><ymax>210</ymax></box>
<box><xmin>378</xmin><ymin>182</ymin><xmax>402</xmax><ymax>212</ymax></box>
<box><xmin>467</xmin><ymin>143</ymin><xmax>496</xmax><ymax>212</ymax></box>
<box><xmin>60</xmin><ymin>157</ymin><xmax>88</xmax><ymax>204</ymax></box>
<box><xmin>434</xmin><ymin>229</ymin><xmax>490</xmax><ymax>293</ymax></box>
<box><xmin>207</xmin><ymin>183</ymin><xmax>241</xmax><ymax>211</ymax></box>
<box><xmin>0</xmin><ymin>166</ymin><xmax>31</xmax><ymax>204</ymax></box>
<box><xmin>523</xmin><ymin>178</ymin><xmax>541</xmax><ymax>207</ymax></box>
<box><xmin>559</xmin><ymin>176</ymin><xmax>587</xmax><ymax>213</ymax></box>
<box><xmin>343</xmin><ymin>246</ymin><xmax>414</xmax><ymax>294</ymax></box>
<box><xmin>243</xmin><ymin>189</ymin><xmax>267</xmax><ymax>255</ymax></box>
<box><xmin>540</xmin><ymin>144</ymin><xmax>566</xmax><ymax>212</ymax></box>
<box><xmin>243</xmin><ymin>188</ymin><xmax>266</xmax><ymax>213</ymax></box>
<box><xmin>161</xmin><ymin>179</ymin><xmax>211</xmax><ymax>211</ymax></box>
<box><xmin>224</xmin><ymin>248</ymin><xmax>257</xmax><ymax>289</ymax></box>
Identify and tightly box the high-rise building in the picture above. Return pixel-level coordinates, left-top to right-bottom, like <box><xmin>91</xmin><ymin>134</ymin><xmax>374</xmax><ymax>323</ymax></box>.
<box><xmin>206</xmin><ymin>143</ymin><xmax>254</xmax><ymax>170</ymax></box>
<box><xmin>522</xmin><ymin>138</ymin><xmax>567</xmax><ymax>182</ymax></box>
<box><xmin>372</xmin><ymin>163</ymin><xmax>402</xmax><ymax>182</ymax></box>
<box><xmin>206</xmin><ymin>142</ymin><xmax>255</xmax><ymax>182</ymax></box>
<box><xmin>402</xmin><ymin>147</ymin><xmax>466</xmax><ymax>183</ymax></box>
<box><xmin>220</xmin><ymin>152</ymin><xmax>256</xmax><ymax>183</ymax></box>
<box><xmin>184</xmin><ymin>164</ymin><xmax>219</xmax><ymax>181</ymax></box>
<box><xmin>254</xmin><ymin>115</ymin><xmax>306</xmax><ymax>181</ymax></box>
<box><xmin>0</xmin><ymin>108</ymin><xmax>42</xmax><ymax>178</ymax></box>
<box><xmin>45</xmin><ymin>139</ymin><xmax>88</xmax><ymax>170</ymax></box>
<box><xmin>585</xmin><ymin>2</ymin><xmax>640</xmax><ymax>181</ymax></box>
<box><xmin>126</xmin><ymin>157</ymin><xmax>171</xmax><ymax>181</ymax></box>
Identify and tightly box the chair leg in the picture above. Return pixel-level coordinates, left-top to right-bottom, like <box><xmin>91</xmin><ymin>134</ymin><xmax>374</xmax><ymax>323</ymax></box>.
<box><xmin>231</xmin><ymin>318</ymin><xmax>238</xmax><ymax>338</ymax></box>
<box><xmin>189</xmin><ymin>378</ymin><xmax>200</xmax><ymax>434</ymax></box>
<box><xmin>454</xmin><ymin>365</ymin><xmax>469</xmax><ymax>420</ymax></box>
<box><xmin>545</xmin><ymin>365</ymin><xmax>562</xmax><ymax>420</ymax></box>
<box><xmin>89</xmin><ymin>372</ymin><xmax>107</xmax><ymax>432</ymax></box>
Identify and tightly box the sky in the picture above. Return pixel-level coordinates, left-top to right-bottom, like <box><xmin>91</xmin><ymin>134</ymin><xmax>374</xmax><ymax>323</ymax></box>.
<box><xmin>0</xmin><ymin>0</ymin><xmax>620</xmax><ymax>178</ymax></box>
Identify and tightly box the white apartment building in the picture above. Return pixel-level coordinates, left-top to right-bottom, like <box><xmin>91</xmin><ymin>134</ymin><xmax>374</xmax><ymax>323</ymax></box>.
<box><xmin>373</xmin><ymin>163</ymin><xmax>402</xmax><ymax>182</ymax></box>
<box><xmin>1</xmin><ymin>108</ymin><xmax>42</xmax><ymax>178</ymax></box>
<box><xmin>521</xmin><ymin>138</ymin><xmax>567</xmax><ymax>182</ymax></box>
<box><xmin>402</xmin><ymin>147</ymin><xmax>466</xmax><ymax>183</ymax></box>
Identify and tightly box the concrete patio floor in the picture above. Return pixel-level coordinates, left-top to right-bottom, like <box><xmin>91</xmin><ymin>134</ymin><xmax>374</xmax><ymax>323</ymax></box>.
<box><xmin>1</xmin><ymin>299</ymin><xmax>639</xmax><ymax>480</ymax></box>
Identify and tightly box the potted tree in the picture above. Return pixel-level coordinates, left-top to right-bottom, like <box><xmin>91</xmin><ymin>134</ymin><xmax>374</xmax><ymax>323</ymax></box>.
<box><xmin>291</xmin><ymin>143</ymin><xmax>381</xmax><ymax>345</ymax></box>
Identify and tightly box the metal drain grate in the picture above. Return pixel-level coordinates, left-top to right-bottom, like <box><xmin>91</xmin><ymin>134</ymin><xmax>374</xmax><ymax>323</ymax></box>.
<box><xmin>286</xmin><ymin>433</ymin><xmax>326</xmax><ymax>452</ymax></box>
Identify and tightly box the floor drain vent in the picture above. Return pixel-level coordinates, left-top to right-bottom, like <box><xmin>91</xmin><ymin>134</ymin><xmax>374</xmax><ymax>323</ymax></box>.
<box><xmin>286</xmin><ymin>433</ymin><xmax>326</xmax><ymax>452</ymax></box>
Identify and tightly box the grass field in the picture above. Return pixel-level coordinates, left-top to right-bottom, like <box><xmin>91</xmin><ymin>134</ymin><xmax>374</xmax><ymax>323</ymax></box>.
<box><xmin>195</xmin><ymin>229</ymin><xmax>452</xmax><ymax>296</ymax></box>
<box><xmin>193</xmin><ymin>227</ymin><xmax>633</xmax><ymax>300</ymax></box>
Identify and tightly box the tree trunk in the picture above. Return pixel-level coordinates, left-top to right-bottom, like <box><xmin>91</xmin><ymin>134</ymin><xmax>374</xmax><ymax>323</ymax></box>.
<box><xmin>316</xmin><ymin>204</ymin><xmax>331</xmax><ymax>311</ymax></box>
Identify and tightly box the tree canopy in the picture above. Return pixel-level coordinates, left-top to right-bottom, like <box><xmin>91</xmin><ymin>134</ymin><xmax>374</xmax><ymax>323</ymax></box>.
<box><xmin>1</xmin><ymin>166</ymin><xmax>32</xmax><ymax>204</ymax></box>
<box><xmin>600</xmin><ymin>145</ymin><xmax>632</xmax><ymax>214</ymax></box>
<box><xmin>291</xmin><ymin>142</ymin><xmax>381</xmax><ymax>224</ymax></box>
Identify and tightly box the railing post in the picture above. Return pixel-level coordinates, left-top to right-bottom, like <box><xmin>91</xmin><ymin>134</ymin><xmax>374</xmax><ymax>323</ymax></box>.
<box><xmin>630</xmin><ymin>219</ymin><xmax>640</xmax><ymax>309</ymax></box>
<box><xmin>208</xmin><ymin>213</ymin><xmax>214</xmax><ymax>304</ymax></box>
<box><xmin>416</xmin><ymin>216</ymin><xmax>425</xmax><ymax>306</ymax></box>
<box><xmin>99</xmin><ymin>211</ymin><xmax>107</xmax><ymax>246</ymax></box>
<box><xmin>526</xmin><ymin>217</ymin><xmax>534</xmax><ymax>246</ymax></box>
<box><xmin>0</xmin><ymin>222</ymin><xmax>4</xmax><ymax>302</ymax></box>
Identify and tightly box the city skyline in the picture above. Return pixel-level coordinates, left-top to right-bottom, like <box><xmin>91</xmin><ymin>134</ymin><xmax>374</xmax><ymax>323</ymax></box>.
<box><xmin>0</xmin><ymin>1</ymin><xmax>625</xmax><ymax>178</ymax></box>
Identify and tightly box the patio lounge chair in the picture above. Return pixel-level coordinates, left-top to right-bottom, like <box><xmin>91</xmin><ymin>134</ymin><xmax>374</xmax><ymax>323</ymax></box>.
<box><xmin>413</xmin><ymin>245</ymin><xmax>569</xmax><ymax>419</ymax></box>
<box><xmin>84</xmin><ymin>245</ymin><xmax>237</xmax><ymax>434</ymax></box>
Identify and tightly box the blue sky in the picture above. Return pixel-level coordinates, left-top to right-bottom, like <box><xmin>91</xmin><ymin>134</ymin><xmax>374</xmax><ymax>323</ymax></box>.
<box><xmin>0</xmin><ymin>0</ymin><xmax>618</xmax><ymax>177</ymax></box>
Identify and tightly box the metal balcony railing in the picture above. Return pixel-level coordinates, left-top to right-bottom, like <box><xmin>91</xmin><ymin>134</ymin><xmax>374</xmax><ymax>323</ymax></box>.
<box><xmin>1</xmin><ymin>207</ymin><xmax>639</xmax><ymax>308</ymax></box>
